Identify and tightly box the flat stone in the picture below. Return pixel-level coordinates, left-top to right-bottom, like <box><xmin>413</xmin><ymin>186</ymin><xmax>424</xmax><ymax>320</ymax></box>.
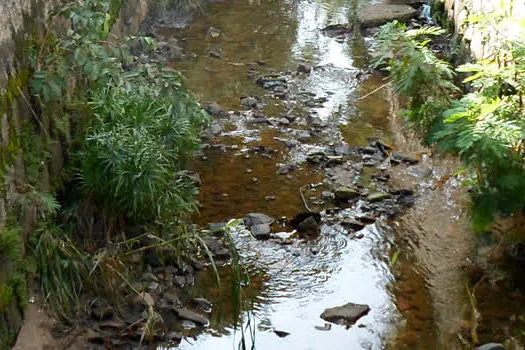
<box><xmin>297</xmin><ymin>130</ymin><xmax>311</xmax><ymax>141</ymax></box>
<box><xmin>334</xmin><ymin>186</ymin><xmax>360</xmax><ymax>201</ymax></box>
<box><xmin>251</xmin><ymin>223</ymin><xmax>272</xmax><ymax>239</ymax></box>
<box><xmin>407</xmin><ymin>165</ymin><xmax>432</xmax><ymax>178</ymax></box>
<box><xmin>358</xmin><ymin>4</ymin><xmax>417</xmax><ymax>28</ymax></box>
<box><xmin>367</xmin><ymin>192</ymin><xmax>391</xmax><ymax>202</ymax></box>
<box><xmin>243</xmin><ymin>213</ymin><xmax>275</xmax><ymax>226</ymax></box>
<box><xmin>174</xmin><ymin>307</ymin><xmax>209</xmax><ymax>326</ymax></box>
<box><xmin>341</xmin><ymin>218</ymin><xmax>365</xmax><ymax>231</ymax></box>
<box><xmin>320</xmin><ymin>302</ymin><xmax>370</xmax><ymax>325</ymax></box>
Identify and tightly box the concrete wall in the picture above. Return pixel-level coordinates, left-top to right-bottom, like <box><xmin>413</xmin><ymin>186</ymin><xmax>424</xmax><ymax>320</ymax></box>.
<box><xmin>0</xmin><ymin>1</ymin><xmax>60</xmax><ymax>347</ymax></box>
<box><xmin>0</xmin><ymin>0</ymin><xmax>152</xmax><ymax>347</ymax></box>
<box><xmin>439</xmin><ymin>0</ymin><xmax>525</xmax><ymax>60</ymax></box>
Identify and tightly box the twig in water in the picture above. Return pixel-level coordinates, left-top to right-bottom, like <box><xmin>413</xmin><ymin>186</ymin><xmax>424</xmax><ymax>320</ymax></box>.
<box><xmin>299</xmin><ymin>184</ymin><xmax>313</xmax><ymax>213</ymax></box>
<box><xmin>357</xmin><ymin>80</ymin><xmax>393</xmax><ymax>100</ymax></box>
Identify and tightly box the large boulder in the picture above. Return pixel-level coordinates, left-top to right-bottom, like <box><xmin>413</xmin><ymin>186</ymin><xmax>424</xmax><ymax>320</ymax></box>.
<box><xmin>320</xmin><ymin>302</ymin><xmax>370</xmax><ymax>325</ymax></box>
<box><xmin>358</xmin><ymin>4</ymin><xmax>417</xmax><ymax>28</ymax></box>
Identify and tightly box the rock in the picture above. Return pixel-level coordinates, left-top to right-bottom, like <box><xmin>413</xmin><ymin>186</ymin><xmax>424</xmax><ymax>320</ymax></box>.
<box><xmin>206</xmin><ymin>102</ymin><xmax>228</xmax><ymax>118</ymax></box>
<box><xmin>272</xmin><ymin>231</ymin><xmax>295</xmax><ymax>242</ymax></box>
<box><xmin>208</xmin><ymin>222</ymin><xmax>226</xmax><ymax>235</ymax></box>
<box><xmin>148</xmin><ymin>281</ymin><xmax>160</xmax><ymax>294</ymax></box>
<box><xmin>475</xmin><ymin>344</ymin><xmax>505</xmax><ymax>350</ymax></box>
<box><xmin>276</xmin><ymin>117</ymin><xmax>290</xmax><ymax>125</ymax></box>
<box><xmin>391</xmin><ymin>152</ymin><xmax>419</xmax><ymax>165</ymax></box>
<box><xmin>297</xmin><ymin>130</ymin><xmax>311</xmax><ymax>141</ymax></box>
<box><xmin>142</xmin><ymin>292</ymin><xmax>156</xmax><ymax>308</ymax></box>
<box><xmin>192</xmin><ymin>297</ymin><xmax>212</xmax><ymax>312</ymax></box>
<box><xmin>334</xmin><ymin>144</ymin><xmax>352</xmax><ymax>156</ymax></box>
<box><xmin>246</xmin><ymin>116</ymin><xmax>269</xmax><ymax>124</ymax></box>
<box><xmin>141</xmin><ymin>272</ymin><xmax>159</xmax><ymax>283</ymax></box>
<box><xmin>290</xmin><ymin>212</ymin><xmax>321</xmax><ymax>234</ymax></box>
<box><xmin>320</xmin><ymin>302</ymin><xmax>370</xmax><ymax>325</ymax></box>
<box><xmin>277</xmin><ymin>164</ymin><xmax>297</xmax><ymax>175</ymax></box>
<box><xmin>334</xmin><ymin>186</ymin><xmax>360</xmax><ymax>201</ymax></box>
<box><xmin>243</xmin><ymin>213</ymin><xmax>275</xmax><ymax>227</ymax></box>
<box><xmin>86</xmin><ymin>329</ymin><xmax>105</xmax><ymax>344</ymax></box>
<box><xmin>256</xmin><ymin>75</ymin><xmax>287</xmax><ymax>89</ymax></box>
<box><xmin>240</xmin><ymin>96</ymin><xmax>262</xmax><ymax>109</ymax></box>
<box><xmin>322</xmin><ymin>23</ymin><xmax>352</xmax><ymax>37</ymax></box>
<box><xmin>174</xmin><ymin>307</ymin><xmax>209</xmax><ymax>326</ymax></box>
<box><xmin>307</xmin><ymin>152</ymin><xmax>326</xmax><ymax>164</ymax></box>
<box><xmin>163</xmin><ymin>290</ymin><xmax>182</xmax><ymax>307</ymax></box>
<box><xmin>297</xmin><ymin>216</ymin><xmax>320</xmax><ymax>234</ymax></box>
<box><xmin>311</xmin><ymin>116</ymin><xmax>328</xmax><ymax>128</ymax></box>
<box><xmin>407</xmin><ymin>165</ymin><xmax>432</xmax><ymax>178</ymax></box>
<box><xmin>91</xmin><ymin>299</ymin><xmax>113</xmax><ymax>320</ymax></box>
<box><xmin>204</xmin><ymin>236</ymin><xmax>230</xmax><ymax>258</ymax></box>
<box><xmin>274</xmin><ymin>330</ymin><xmax>290</xmax><ymax>337</ymax></box>
<box><xmin>208</xmin><ymin>49</ymin><xmax>223</xmax><ymax>59</ymax></box>
<box><xmin>207</xmin><ymin>27</ymin><xmax>221</xmax><ymax>38</ymax></box>
<box><xmin>265</xmin><ymin>195</ymin><xmax>276</xmax><ymax>201</ymax></box>
<box><xmin>251</xmin><ymin>223</ymin><xmax>272</xmax><ymax>239</ymax></box>
<box><xmin>358</xmin><ymin>4</ymin><xmax>417</xmax><ymax>28</ymax></box>
<box><xmin>166</xmin><ymin>331</ymin><xmax>183</xmax><ymax>342</ymax></box>
<box><xmin>156</xmin><ymin>38</ymin><xmax>185</xmax><ymax>62</ymax></box>
<box><xmin>341</xmin><ymin>218</ymin><xmax>365</xmax><ymax>231</ymax></box>
<box><xmin>321</xmin><ymin>191</ymin><xmax>333</xmax><ymax>199</ymax></box>
<box><xmin>367</xmin><ymin>192</ymin><xmax>391</xmax><ymax>202</ymax></box>
<box><xmin>314</xmin><ymin>323</ymin><xmax>332</xmax><ymax>331</ymax></box>
<box><xmin>297</xmin><ymin>63</ymin><xmax>312</xmax><ymax>74</ymax></box>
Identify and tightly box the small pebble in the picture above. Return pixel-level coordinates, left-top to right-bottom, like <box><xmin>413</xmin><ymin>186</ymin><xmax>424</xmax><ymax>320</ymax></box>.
<box><xmin>246</xmin><ymin>168</ymin><xmax>253</xmax><ymax>173</ymax></box>
<box><xmin>265</xmin><ymin>195</ymin><xmax>276</xmax><ymax>201</ymax></box>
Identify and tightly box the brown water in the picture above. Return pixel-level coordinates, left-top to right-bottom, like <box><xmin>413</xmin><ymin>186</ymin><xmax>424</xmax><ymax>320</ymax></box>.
<box><xmin>152</xmin><ymin>0</ymin><xmax>524</xmax><ymax>349</ymax></box>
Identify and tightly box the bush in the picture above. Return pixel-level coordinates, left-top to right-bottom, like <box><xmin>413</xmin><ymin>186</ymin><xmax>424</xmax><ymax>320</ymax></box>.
<box><xmin>374</xmin><ymin>18</ymin><xmax>525</xmax><ymax>232</ymax></box>
<box><xmin>79</xmin><ymin>67</ymin><xmax>208</xmax><ymax>224</ymax></box>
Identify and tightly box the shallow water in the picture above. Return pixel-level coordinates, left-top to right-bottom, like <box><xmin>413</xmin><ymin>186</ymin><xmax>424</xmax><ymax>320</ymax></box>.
<box><xmin>154</xmin><ymin>0</ymin><xmax>474</xmax><ymax>349</ymax></box>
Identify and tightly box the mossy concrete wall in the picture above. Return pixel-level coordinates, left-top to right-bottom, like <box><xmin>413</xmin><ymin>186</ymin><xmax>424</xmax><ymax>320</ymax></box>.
<box><xmin>0</xmin><ymin>0</ymin><xmax>153</xmax><ymax>348</ymax></box>
<box><xmin>0</xmin><ymin>1</ymin><xmax>60</xmax><ymax>347</ymax></box>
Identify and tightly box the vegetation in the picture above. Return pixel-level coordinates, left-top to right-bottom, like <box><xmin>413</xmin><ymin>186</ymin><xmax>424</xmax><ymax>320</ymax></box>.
<box><xmin>0</xmin><ymin>0</ymin><xmax>209</xmax><ymax>327</ymax></box>
<box><xmin>374</xmin><ymin>3</ymin><xmax>525</xmax><ymax>233</ymax></box>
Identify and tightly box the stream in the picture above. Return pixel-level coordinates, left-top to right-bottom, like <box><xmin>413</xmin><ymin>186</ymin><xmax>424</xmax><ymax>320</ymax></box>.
<box><xmin>155</xmin><ymin>0</ymin><xmax>460</xmax><ymax>349</ymax></box>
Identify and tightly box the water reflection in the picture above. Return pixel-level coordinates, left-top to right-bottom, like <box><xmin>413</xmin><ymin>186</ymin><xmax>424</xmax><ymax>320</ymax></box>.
<box><xmin>156</xmin><ymin>0</ymin><xmax>402</xmax><ymax>348</ymax></box>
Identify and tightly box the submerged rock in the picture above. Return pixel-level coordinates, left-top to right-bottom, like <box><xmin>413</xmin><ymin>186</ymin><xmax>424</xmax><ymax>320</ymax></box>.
<box><xmin>358</xmin><ymin>4</ymin><xmax>418</xmax><ymax>28</ymax></box>
<box><xmin>205</xmin><ymin>102</ymin><xmax>228</xmax><ymax>118</ymax></box>
<box><xmin>334</xmin><ymin>186</ymin><xmax>360</xmax><ymax>201</ymax></box>
<box><xmin>322</xmin><ymin>23</ymin><xmax>353</xmax><ymax>37</ymax></box>
<box><xmin>174</xmin><ymin>307</ymin><xmax>209</xmax><ymax>326</ymax></box>
<box><xmin>320</xmin><ymin>302</ymin><xmax>370</xmax><ymax>325</ymax></box>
